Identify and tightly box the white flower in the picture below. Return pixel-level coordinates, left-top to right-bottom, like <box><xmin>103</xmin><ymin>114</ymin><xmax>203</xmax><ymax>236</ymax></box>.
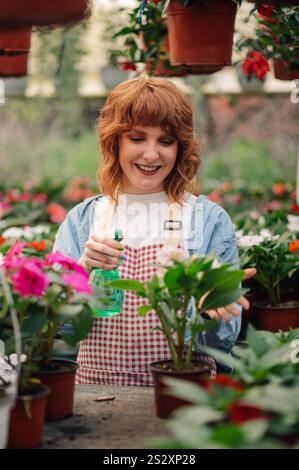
<box><xmin>2</xmin><ymin>224</ymin><xmax>50</xmax><ymax>240</ymax></box>
<box><xmin>287</xmin><ymin>215</ymin><xmax>299</xmax><ymax>233</ymax></box>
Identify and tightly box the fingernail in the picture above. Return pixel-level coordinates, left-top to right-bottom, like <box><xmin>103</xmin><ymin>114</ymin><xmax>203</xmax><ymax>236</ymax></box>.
<box><xmin>119</xmin><ymin>254</ymin><xmax>126</xmax><ymax>260</ymax></box>
<box><xmin>118</xmin><ymin>246</ymin><xmax>125</xmax><ymax>251</ymax></box>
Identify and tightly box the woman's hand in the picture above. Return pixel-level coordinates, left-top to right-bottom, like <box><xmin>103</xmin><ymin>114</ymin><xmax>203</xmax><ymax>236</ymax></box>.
<box><xmin>205</xmin><ymin>267</ymin><xmax>257</xmax><ymax>322</ymax></box>
<box><xmin>78</xmin><ymin>233</ymin><xmax>124</xmax><ymax>272</ymax></box>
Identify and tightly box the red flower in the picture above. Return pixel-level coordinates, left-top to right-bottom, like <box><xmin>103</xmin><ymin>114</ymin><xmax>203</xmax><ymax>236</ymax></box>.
<box><xmin>3</xmin><ymin>240</ymin><xmax>26</xmax><ymax>269</ymax></box>
<box><xmin>242</xmin><ymin>51</ymin><xmax>270</xmax><ymax>81</ymax></box>
<box><xmin>119</xmin><ymin>62</ymin><xmax>137</xmax><ymax>72</ymax></box>
<box><xmin>257</xmin><ymin>4</ymin><xmax>273</xmax><ymax>17</ymax></box>
<box><xmin>289</xmin><ymin>240</ymin><xmax>299</xmax><ymax>253</ymax></box>
<box><xmin>272</xmin><ymin>183</ymin><xmax>286</xmax><ymax>197</ymax></box>
<box><xmin>291</xmin><ymin>203</ymin><xmax>299</xmax><ymax>215</ymax></box>
<box><xmin>207</xmin><ymin>190</ymin><xmax>222</xmax><ymax>204</ymax></box>
<box><xmin>0</xmin><ymin>236</ymin><xmax>6</xmax><ymax>246</ymax></box>
<box><xmin>27</xmin><ymin>240</ymin><xmax>47</xmax><ymax>252</ymax></box>
<box><xmin>32</xmin><ymin>193</ymin><xmax>48</xmax><ymax>203</ymax></box>
<box><xmin>229</xmin><ymin>401</ymin><xmax>264</xmax><ymax>424</ymax></box>
<box><xmin>206</xmin><ymin>374</ymin><xmax>245</xmax><ymax>393</ymax></box>
<box><xmin>47</xmin><ymin>203</ymin><xmax>67</xmax><ymax>223</ymax></box>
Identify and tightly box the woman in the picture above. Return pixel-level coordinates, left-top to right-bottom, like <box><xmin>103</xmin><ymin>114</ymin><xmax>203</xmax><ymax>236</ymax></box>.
<box><xmin>53</xmin><ymin>77</ymin><xmax>254</xmax><ymax>386</ymax></box>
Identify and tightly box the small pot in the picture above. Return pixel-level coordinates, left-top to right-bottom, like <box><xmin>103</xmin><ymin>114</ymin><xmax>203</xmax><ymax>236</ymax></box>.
<box><xmin>254</xmin><ymin>301</ymin><xmax>299</xmax><ymax>332</ymax></box>
<box><xmin>150</xmin><ymin>359</ymin><xmax>211</xmax><ymax>419</ymax></box>
<box><xmin>273</xmin><ymin>59</ymin><xmax>299</xmax><ymax>81</ymax></box>
<box><xmin>34</xmin><ymin>358</ymin><xmax>79</xmax><ymax>421</ymax></box>
<box><xmin>8</xmin><ymin>384</ymin><xmax>49</xmax><ymax>449</ymax></box>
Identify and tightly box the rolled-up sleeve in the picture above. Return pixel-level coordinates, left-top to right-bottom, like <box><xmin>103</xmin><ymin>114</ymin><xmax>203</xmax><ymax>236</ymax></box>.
<box><xmin>52</xmin><ymin>207</ymin><xmax>81</xmax><ymax>261</ymax></box>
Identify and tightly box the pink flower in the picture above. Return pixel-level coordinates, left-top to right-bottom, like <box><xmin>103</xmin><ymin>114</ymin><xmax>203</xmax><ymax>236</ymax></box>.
<box><xmin>3</xmin><ymin>240</ymin><xmax>27</xmax><ymax>269</ymax></box>
<box><xmin>0</xmin><ymin>201</ymin><xmax>12</xmax><ymax>219</ymax></box>
<box><xmin>46</xmin><ymin>251</ymin><xmax>88</xmax><ymax>276</ymax></box>
<box><xmin>62</xmin><ymin>272</ymin><xmax>92</xmax><ymax>294</ymax></box>
<box><xmin>11</xmin><ymin>258</ymin><xmax>49</xmax><ymax>297</ymax></box>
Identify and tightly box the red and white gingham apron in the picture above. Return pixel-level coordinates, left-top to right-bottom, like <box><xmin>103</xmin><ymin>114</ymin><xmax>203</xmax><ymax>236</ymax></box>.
<box><xmin>76</xmin><ymin>198</ymin><xmax>216</xmax><ymax>386</ymax></box>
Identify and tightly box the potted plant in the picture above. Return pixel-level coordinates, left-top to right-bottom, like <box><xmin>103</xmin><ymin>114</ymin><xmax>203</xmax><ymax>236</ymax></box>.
<box><xmin>147</xmin><ymin>326</ymin><xmax>299</xmax><ymax>449</ymax></box>
<box><xmin>236</xmin><ymin>3</ymin><xmax>299</xmax><ymax>81</ymax></box>
<box><xmin>163</xmin><ymin>0</ymin><xmax>241</xmax><ymax>67</ymax></box>
<box><xmin>111</xmin><ymin>250</ymin><xmax>246</xmax><ymax>418</ymax></box>
<box><xmin>0</xmin><ymin>241</ymin><xmax>95</xmax><ymax>425</ymax></box>
<box><xmin>113</xmin><ymin>0</ymin><xmax>188</xmax><ymax>77</ymax></box>
<box><xmin>239</xmin><ymin>232</ymin><xmax>299</xmax><ymax>331</ymax></box>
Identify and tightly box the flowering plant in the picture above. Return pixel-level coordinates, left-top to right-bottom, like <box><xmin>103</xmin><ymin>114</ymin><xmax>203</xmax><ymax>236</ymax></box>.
<box><xmin>111</xmin><ymin>251</ymin><xmax>246</xmax><ymax>370</ymax></box>
<box><xmin>0</xmin><ymin>241</ymin><xmax>94</xmax><ymax>393</ymax></box>
<box><xmin>239</xmin><ymin>231</ymin><xmax>299</xmax><ymax>305</ymax></box>
<box><xmin>148</xmin><ymin>326</ymin><xmax>299</xmax><ymax>449</ymax></box>
<box><xmin>113</xmin><ymin>1</ymin><xmax>178</xmax><ymax>75</ymax></box>
<box><xmin>236</xmin><ymin>4</ymin><xmax>299</xmax><ymax>80</ymax></box>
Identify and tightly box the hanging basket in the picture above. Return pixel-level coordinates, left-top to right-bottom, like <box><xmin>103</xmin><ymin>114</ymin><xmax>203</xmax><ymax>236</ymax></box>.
<box><xmin>0</xmin><ymin>27</ymin><xmax>31</xmax><ymax>77</ymax></box>
<box><xmin>0</xmin><ymin>0</ymin><xmax>91</xmax><ymax>27</ymax></box>
<box><xmin>166</xmin><ymin>0</ymin><xmax>237</xmax><ymax>67</ymax></box>
<box><xmin>273</xmin><ymin>59</ymin><xmax>299</xmax><ymax>80</ymax></box>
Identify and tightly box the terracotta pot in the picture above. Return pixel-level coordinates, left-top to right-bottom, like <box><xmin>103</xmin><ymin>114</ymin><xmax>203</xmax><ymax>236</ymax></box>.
<box><xmin>254</xmin><ymin>301</ymin><xmax>299</xmax><ymax>332</ymax></box>
<box><xmin>0</xmin><ymin>0</ymin><xmax>91</xmax><ymax>27</ymax></box>
<box><xmin>187</xmin><ymin>64</ymin><xmax>223</xmax><ymax>75</ymax></box>
<box><xmin>34</xmin><ymin>358</ymin><xmax>79</xmax><ymax>421</ymax></box>
<box><xmin>8</xmin><ymin>384</ymin><xmax>49</xmax><ymax>449</ymax></box>
<box><xmin>150</xmin><ymin>359</ymin><xmax>211</xmax><ymax>419</ymax></box>
<box><xmin>273</xmin><ymin>59</ymin><xmax>299</xmax><ymax>81</ymax></box>
<box><xmin>166</xmin><ymin>0</ymin><xmax>237</xmax><ymax>67</ymax></box>
<box><xmin>0</xmin><ymin>54</ymin><xmax>28</xmax><ymax>76</ymax></box>
<box><xmin>0</xmin><ymin>27</ymin><xmax>31</xmax><ymax>77</ymax></box>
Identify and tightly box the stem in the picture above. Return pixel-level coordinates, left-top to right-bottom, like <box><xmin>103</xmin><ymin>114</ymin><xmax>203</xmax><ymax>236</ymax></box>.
<box><xmin>155</xmin><ymin>304</ymin><xmax>178</xmax><ymax>366</ymax></box>
<box><xmin>0</xmin><ymin>268</ymin><xmax>22</xmax><ymax>381</ymax></box>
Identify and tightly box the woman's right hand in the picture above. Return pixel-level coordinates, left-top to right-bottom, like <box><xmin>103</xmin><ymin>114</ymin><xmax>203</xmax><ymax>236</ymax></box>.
<box><xmin>79</xmin><ymin>233</ymin><xmax>124</xmax><ymax>271</ymax></box>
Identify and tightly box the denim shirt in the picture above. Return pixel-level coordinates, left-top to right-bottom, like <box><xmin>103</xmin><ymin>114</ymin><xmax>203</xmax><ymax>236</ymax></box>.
<box><xmin>53</xmin><ymin>194</ymin><xmax>242</xmax><ymax>354</ymax></box>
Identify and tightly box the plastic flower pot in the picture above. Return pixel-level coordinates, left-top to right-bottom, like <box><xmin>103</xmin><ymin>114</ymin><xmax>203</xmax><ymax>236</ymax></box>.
<box><xmin>7</xmin><ymin>384</ymin><xmax>49</xmax><ymax>449</ymax></box>
<box><xmin>0</xmin><ymin>54</ymin><xmax>29</xmax><ymax>77</ymax></box>
<box><xmin>273</xmin><ymin>59</ymin><xmax>299</xmax><ymax>81</ymax></box>
<box><xmin>253</xmin><ymin>301</ymin><xmax>299</xmax><ymax>332</ymax></box>
<box><xmin>166</xmin><ymin>0</ymin><xmax>237</xmax><ymax>67</ymax></box>
<box><xmin>150</xmin><ymin>359</ymin><xmax>212</xmax><ymax>419</ymax></box>
<box><xmin>0</xmin><ymin>0</ymin><xmax>91</xmax><ymax>27</ymax></box>
<box><xmin>34</xmin><ymin>358</ymin><xmax>79</xmax><ymax>421</ymax></box>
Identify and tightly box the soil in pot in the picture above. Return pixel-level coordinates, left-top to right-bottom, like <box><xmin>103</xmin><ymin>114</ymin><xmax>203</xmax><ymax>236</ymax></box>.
<box><xmin>34</xmin><ymin>358</ymin><xmax>79</xmax><ymax>421</ymax></box>
<box><xmin>8</xmin><ymin>384</ymin><xmax>49</xmax><ymax>449</ymax></box>
<box><xmin>150</xmin><ymin>359</ymin><xmax>212</xmax><ymax>419</ymax></box>
<box><xmin>254</xmin><ymin>301</ymin><xmax>299</xmax><ymax>332</ymax></box>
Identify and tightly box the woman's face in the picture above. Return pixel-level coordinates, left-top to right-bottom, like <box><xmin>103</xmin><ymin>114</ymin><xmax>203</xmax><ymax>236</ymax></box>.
<box><xmin>118</xmin><ymin>125</ymin><xmax>178</xmax><ymax>194</ymax></box>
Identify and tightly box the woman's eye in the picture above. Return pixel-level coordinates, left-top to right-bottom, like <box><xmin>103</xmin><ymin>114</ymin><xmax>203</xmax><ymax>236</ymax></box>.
<box><xmin>129</xmin><ymin>137</ymin><xmax>143</xmax><ymax>142</ymax></box>
<box><xmin>160</xmin><ymin>140</ymin><xmax>174</xmax><ymax>146</ymax></box>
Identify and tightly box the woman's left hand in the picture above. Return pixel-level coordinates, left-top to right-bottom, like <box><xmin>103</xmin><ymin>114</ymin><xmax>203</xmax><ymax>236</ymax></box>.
<box><xmin>205</xmin><ymin>267</ymin><xmax>257</xmax><ymax>322</ymax></box>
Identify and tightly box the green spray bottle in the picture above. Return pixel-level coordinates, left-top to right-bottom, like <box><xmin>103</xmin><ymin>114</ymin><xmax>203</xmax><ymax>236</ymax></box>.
<box><xmin>89</xmin><ymin>229</ymin><xmax>124</xmax><ymax>318</ymax></box>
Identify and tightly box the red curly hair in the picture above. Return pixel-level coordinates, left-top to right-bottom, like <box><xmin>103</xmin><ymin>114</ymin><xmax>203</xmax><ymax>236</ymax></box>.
<box><xmin>97</xmin><ymin>77</ymin><xmax>201</xmax><ymax>204</ymax></box>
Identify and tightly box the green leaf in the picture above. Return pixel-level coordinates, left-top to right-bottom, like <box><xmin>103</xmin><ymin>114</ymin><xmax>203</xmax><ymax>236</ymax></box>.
<box><xmin>202</xmin><ymin>267</ymin><xmax>243</xmax><ymax>290</ymax></box>
<box><xmin>211</xmin><ymin>423</ymin><xmax>244</xmax><ymax>447</ymax></box>
<box><xmin>109</xmin><ymin>279</ymin><xmax>146</xmax><ymax>296</ymax></box>
<box><xmin>137</xmin><ymin>304</ymin><xmax>152</xmax><ymax>316</ymax></box>
<box><xmin>22</xmin><ymin>310</ymin><xmax>47</xmax><ymax>335</ymax></box>
<box><xmin>162</xmin><ymin>376</ymin><xmax>211</xmax><ymax>406</ymax></box>
<box><xmin>201</xmin><ymin>287</ymin><xmax>247</xmax><ymax>311</ymax></box>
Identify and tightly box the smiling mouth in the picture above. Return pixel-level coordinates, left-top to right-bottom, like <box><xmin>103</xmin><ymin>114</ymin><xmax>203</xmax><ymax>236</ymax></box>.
<box><xmin>135</xmin><ymin>163</ymin><xmax>161</xmax><ymax>175</ymax></box>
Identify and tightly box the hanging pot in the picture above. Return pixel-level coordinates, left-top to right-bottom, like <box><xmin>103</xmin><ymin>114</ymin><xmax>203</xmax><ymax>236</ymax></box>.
<box><xmin>273</xmin><ymin>59</ymin><xmax>299</xmax><ymax>81</ymax></box>
<box><xmin>0</xmin><ymin>27</ymin><xmax>31</xmax><ymax>77</ymax></box>
<box><xmin>34</xmin><ymin>358</ymin><xmax>79</xmax><ymax>421</ymax></box>
<box><xmin>8</xmin><ymin>385</ymin><xmax>49</xmax><ymax>449</ymax></box>
<box><xmin>0</xmin><ymin>0</ymin><xmax>91</xmax><ymax>27</ymax></box>
<box><xmin>166</xmin><ymin>0</ymin><xmax>237</xmax><ymax>67</ymax></box>
<box><xmin>253</xmin><ymin>301</ymin><xmax>299</xmax><ymax>332</ymax></box>
<box><xmin>150</xmin><ymin>359</ymin><xmax>212</xmax><ymax>419</ymax></box>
